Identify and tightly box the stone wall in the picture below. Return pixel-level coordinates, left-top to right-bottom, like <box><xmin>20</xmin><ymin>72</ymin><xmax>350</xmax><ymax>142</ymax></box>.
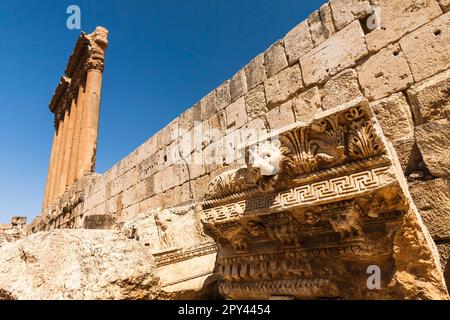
<box><xmin>29</xmin><ymin>0</ymin><xmax>450</xmax><ymax>285</ymax></box>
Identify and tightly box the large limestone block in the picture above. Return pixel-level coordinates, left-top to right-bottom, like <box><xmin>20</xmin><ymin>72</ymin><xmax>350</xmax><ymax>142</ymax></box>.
<box><xmin>136</xmin><ymin>136</ymin><xmax>158</xmax><ymax>164</ymax></box>
<box><xmin>200</xmin><ymin>91</ymin><xmax>217</xmax><ymax>121</ymax></box>
<box><xmin>121</xmin><ymin>206</ymin><xmax>206</xmax><ymax>253</ymax></box>
<box><xmin>293</xmin><ymin>87</ymin><xmax>323</xmax><ymax>122</ymax></box>
<box><xmin>215</xmin><ymin>80</ymin><xmax>231</xmax><ymax>111</ymax></box>
<box><xmin>308</xmin><ymin>4</ymin><xmax>336</xmax><ymax>46</ymax></box>
<box><xmin>283</xmin><ymin>20</ymin><xmax>313</xmax><ymax>65</ymax></box>
<box><xmin>416</xmin><ymin>119</ymin><xmax>450</xmax><ymax>177</ymax></box>
<box><xmin>329</xmin><ymin>0</ymin><xmax>371</xmax><ymax>30</ymax></box>
<box><xmin>410</xmin><ymin>178</ymin><xmax>450</xmax><ymax>240</ymax></box>
<box><xmin>366</xmin><ymin>0</ymin><xmax>442</xmax><ymax>53</ymax></box>
<box><xmin>264</xmin><ymin>64</ymin><xmax>303</xmax><ymax>107</ymax></box>
<box><xmin>301</xmin><ymin>21</ymin><xmax>368</xmax><ymax>86</ymax></box>
<box><xmin>392</xmin><ymin>137</ymin><xmax>418</xmax><ymax>172</ymax></box>
<box><xmin>242</xmin><ymin>118</ymin><xmax>267</xmax><ymax>146</ymax></box>
<box><xmin>0</xmin><ymin>230</ymin><xmax>160</xmax><ymax>300</ymax></box>
<box><xmin>371</xmin><ymin>93</ymin><xmax>416</xmax><ymax>171</ymax></box>
<box><xmin>322</xmin><ymin>69</ymin><xmax>363</xmax><ymax>110</ymax></box>
<box><xmin>407</xmin><ymin>69</ymin><xmax>450</xmax><ymax>124</ymax></box>
<box><xmin>264</xmin><ymin>41</ymin><xmax>288</xmax><ymax>78</ymax></box>
<box><xmin>358</xmin><ymin>44</ymin><xmax>413</xmax><ymax>101</ymax></box>
<box><xmin>244</xmin><ymin>54</ymin><xmax>266</xmax><ymax>90</ymax></box>
<box><xmin>225</xmin><ymin>97</ymin><xmax>247</xmax><ymax>133</ymax></box>
<box><xmin>439</xmin><ymin>0</ymin><xmax>450</xmax><ymax>11</ymax></box>
<box><xmin>371</xmin><ymin>93</ymin><xmax>415</xmax><ymax>141</ymax></box>
<box><xmin>400</xmin><ymin>12</ymin><xmax>450</xmax><ymax>82</ymax></box>
<box><xmin>266</xmin><ymin>100</ymin><xmax>295</xmax><ymax>130</ymax></box>
<box><xmin>244</xmin><ymin>85</ymin><xmax>268</xmax><ymax>120</ymax></box>
<box><xmin>230</xmin><ymin>70</ymin><xmax>247</xmax><ymax>102</ymax></box>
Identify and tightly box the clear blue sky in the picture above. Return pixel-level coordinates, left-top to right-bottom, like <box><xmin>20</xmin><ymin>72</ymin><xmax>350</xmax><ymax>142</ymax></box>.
<box><xmin>0</xmin><ymin>0</ymin><xmax>326</xmax><ymax>224</ymax></box>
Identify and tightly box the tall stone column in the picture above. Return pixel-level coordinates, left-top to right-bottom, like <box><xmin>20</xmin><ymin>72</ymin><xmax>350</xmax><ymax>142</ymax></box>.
<box><xmin>42</xmin><ymin>131</ymin><xmax>58</xmax><ymax>208</ymax></box>
<box><xmin>55</xmin><ymin>109</ymin><xmax>70</xmax><ymax>198</ymax></box>
<box><xmin>77</xmin><ymin>27</ymin><xmax>108</xmax><ymax>178</ymax></box>
<box><xmin>67</xmin><ymin>84</ymin><xmax>85</xmax><ymax>186</ymax></box>
<box><xmin>77</xmin><ymin>69</ymin><xmax>103</xmax><ymax>177</ymax></box>
<box><xmin>60</xmin><ymin>97</ymin><xmax>77</xmax><ymax>190</ymax></box>
<box><xmin>49</xmin><ymin>118</ymin><xmax>65</xmax><ymax>204</ymax></box>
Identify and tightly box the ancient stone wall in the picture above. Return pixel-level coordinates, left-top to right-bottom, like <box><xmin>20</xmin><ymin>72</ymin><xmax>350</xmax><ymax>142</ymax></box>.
<box><xmin>29</xmin><ymin>0</ymin><xmax>450</xmax><ymax>290</ymax></box>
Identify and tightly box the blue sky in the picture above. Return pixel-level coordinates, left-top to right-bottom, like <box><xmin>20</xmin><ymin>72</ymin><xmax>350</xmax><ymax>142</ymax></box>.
<box><xmin>0</xmin><ymin>0</ymin><xmax>326</xmax><ymax>223</ymax></box>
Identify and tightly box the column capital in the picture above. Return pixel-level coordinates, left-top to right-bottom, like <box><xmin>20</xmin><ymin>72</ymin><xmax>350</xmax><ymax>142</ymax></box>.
<box><xmin>85</xmin><ymin>27</ymin><xmax>109</xmax><ymax>72</ymax></box>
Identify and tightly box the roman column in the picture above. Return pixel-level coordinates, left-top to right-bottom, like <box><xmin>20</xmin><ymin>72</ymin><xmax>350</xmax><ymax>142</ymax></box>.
<box><xmin>67</xmin><ymin>83</ymin><xmax>85</xmax><ymax>186</ymax></box>
<box><xmin>60</xmin><ymin>97</ymin><xmax>77</xmax><ymax>190</ymax></box>
<box><xmin>55</xmin><ymin>109</ymin><xmax>70</xmax><ymax>198</ymax></box>
<box><xmin>49</xmin><ymin>117</ymin><xmax>65</xmax><ymax>204</ymax></box>
<box><xmin>42</xmin><ymin>131</ymin><xmax>58</xmax><ymax>208</ymax></box>
<box><xmin>77</xmin><ymin>27</ymin><xmax>108</xmax><ymax>179</ymax></box>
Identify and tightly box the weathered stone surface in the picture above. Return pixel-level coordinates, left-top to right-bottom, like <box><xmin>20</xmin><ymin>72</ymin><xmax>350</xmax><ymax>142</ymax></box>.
<box><xmin>439</xmin><ymin>0</ymin><xmax>450</xmax><ymax>11</ymax></box>
<box><xmin>308</xmin><ymin>4</ymin><xmax>336</xmax><ymax>46</ymax></box>
<box><xmin>0</xmin><ymin>230</ymin><xmax>160</xmax><ymax>300</ymax></box>
<box><xmin>358</xmin><ymin>44</ymin><xmax>413</xmax><ymax>101</ymax></box>
<box><xmin>392</xmin><ymin>137</ymin><xmax>417</xmax><ymax>172</ymax></box>
<box><xmin>366</xmin><ymin>0</ymin><xmax>442</xmax><ymax>53</ymax></box>
<box><xmin>121</xmin><ymin>206</ymin><xmax>207</xmax><ymax>253</ymax></box>
<box><xmin>437</xmin><ymin>243</ymin><xmax>450</xmax><ymax>288</ymax></box>
<box><xmin>400</xmin><ymin>12</ymin><xmax>450</xmax><ymax>82</ymax></box>
<box><xmin>371</xmin><ymin>93</ymin><xmax>415</xmax><ymax>141</ymax></box>
<box><xmin>322</xmin><ymin>69</ymin><xmax>363</xmax><ymax>110</ymax></box>
<box><xmin>230</xmin><ymin>70</ymin><xmax>247</xmax><ymax>102</ymax></box>
<box><xmin>244</xmin><ymin>85</ymin><xmax>268</xmax><ymax>120</ymax></box>
<box><xmin>407</xmin><ymin>69</ymin><xmax>450</xmax><ymax>124</ymax></box>
<box><xmin>136</xmin><ymin>137</ymin><xmax>158</xmax><ymax>164</ymax></box>
<box><xmin>200</xmin><ymin>91</ymin><xmax>217</xmax><ymax>120</ymax></box>
<box><xmin>415</xmin><ymin>119</ymin><xmax>450</xmax><ymax>177</ymax></box>
<box><xmin>301</xmin><ymin>21</ymin><xmax>368</xmax><ymax>86</ymax></box>
<box><xmin>225</xmin><ymin>97</ymin><xmax>247</xmax><ymax>132</ymax></box>
<box><xmin>266</xmin><ymin>100</ymin><xmax>295</xmax><ymax>130</ymax></box>
<box><xmin>215</xmin><ymin>80</ymin><xmax>231</xmax><ymax>111</ymax></box>
<box><xmin>242</xmin><ymin>117</ymin><xmax>267</xmax><ymax>146</ymax></box>
<box><xmin>329</xmin><ymin>0</ymin><xmax>371</xmax><ymax>30</ymax></box>
<box><xmin>293</xmin><ymin>87</ymin><xmax>322</xmax><ymax>122</ymax></box>
<box><xmin>283</xmin><ymin>21</ymin><xmax>313</xmax><ymax>64</ymax></box>
<box><xmin>264</xmin><ymin>41</ymin><xmax>288</xmax><ymax>79</ymax></box>
<box><xmin>410</xmin><ymin>178</ymin><xmax>450</xmax><ymax>240</ymax></box>
<box><xmin>244</xmin><ymin>54</ymin><xmax>266</xmax><ymax>90</ymax></box>
<box><xmin>83</xmin><ymin>215</ymin><xmax>116</xmax><ymax>230</ymax></box>
<box><xmin>264</xmin><ymin>64</ymin><xmax>303</xmax><ymax>107</ymax></box>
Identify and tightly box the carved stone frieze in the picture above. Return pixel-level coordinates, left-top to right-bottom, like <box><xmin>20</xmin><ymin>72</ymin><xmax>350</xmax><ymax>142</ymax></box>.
<box><xmin>201</xmin><ymin>101</ymin><xmax>449</xmax><ymax>300</ymax></box>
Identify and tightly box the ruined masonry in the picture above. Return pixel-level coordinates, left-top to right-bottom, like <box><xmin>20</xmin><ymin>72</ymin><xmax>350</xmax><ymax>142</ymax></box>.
<box><xmin>15</xmin><ymin>0</ymin><xmax>450</xmax><ymax>299</ymax></box>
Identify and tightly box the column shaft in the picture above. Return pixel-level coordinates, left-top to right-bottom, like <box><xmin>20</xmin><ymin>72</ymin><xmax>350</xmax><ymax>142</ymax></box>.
<box><xmin>77</xmin><ymin>69</ymin><xmax>103</xmax><ymax>178</ymax></box>
<box><xmin>60</xmin><ymin>98</ymin><xmax>77</xmax><ymax>190</ymax></box>
<box><xmin>54</xmin><ymin>110</ymin><xmax>70</xmax><ymax>198</ymax></box>
<box><xmin>42</xmin><ymin>131</ymin><xmax>58</xmax><ymax>208</ymax></box>
<box><xmin>67</xmin><ymin>84</ymin><xmax>85</xmax><ymax>186</ymax></box>
<box><xmin>49</xmin><ymin>120</ymin><xmax>64</xmax><ymax>204</ymax></box>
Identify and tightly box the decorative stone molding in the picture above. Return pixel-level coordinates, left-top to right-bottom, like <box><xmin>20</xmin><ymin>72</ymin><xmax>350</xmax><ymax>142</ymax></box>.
<box><xmin>201</xmin><ymin>101</ymin><xmax>449</xmax><ymax>300</ymax></box>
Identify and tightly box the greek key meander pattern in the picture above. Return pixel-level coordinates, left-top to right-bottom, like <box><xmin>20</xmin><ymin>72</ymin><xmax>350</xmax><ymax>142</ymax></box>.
<box><xmin>155</xmin><ymin>241</ymin><xmax>218</xmax><ymax>267</ymax></box>
<box><xmin>203</xmin><ymin>166</ymin><xmax>391</xmax><ymax>223</ymax></box>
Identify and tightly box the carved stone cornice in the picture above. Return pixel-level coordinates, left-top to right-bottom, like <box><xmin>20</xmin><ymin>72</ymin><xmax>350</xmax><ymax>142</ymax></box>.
<box><xmin>201</xmin><ymin>101</ymin><xmax>447</xmax><ymax>300</ymax></box>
